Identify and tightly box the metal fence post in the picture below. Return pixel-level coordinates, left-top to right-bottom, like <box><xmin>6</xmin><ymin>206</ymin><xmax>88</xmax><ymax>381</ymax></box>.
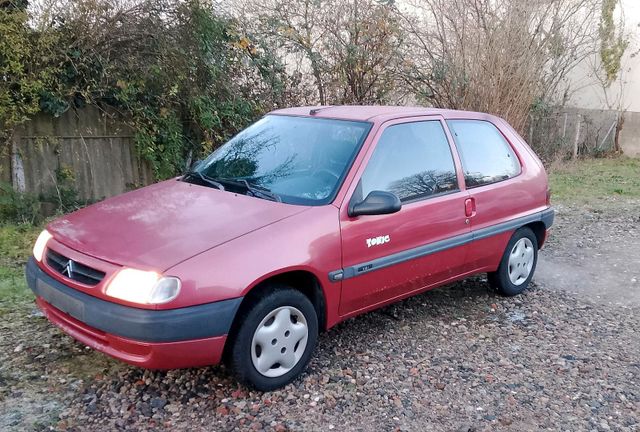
<box><xmin>572</xmin><ymin>115</ymin><xmax>581</xmax><ymax>159</ymax></box>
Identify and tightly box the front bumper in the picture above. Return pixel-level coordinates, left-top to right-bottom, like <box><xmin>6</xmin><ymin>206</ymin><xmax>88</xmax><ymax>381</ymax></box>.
<box><xmin>26</xmin><ymin>257</ymin><xmax>242</xmax><ymax>369</ymax></box>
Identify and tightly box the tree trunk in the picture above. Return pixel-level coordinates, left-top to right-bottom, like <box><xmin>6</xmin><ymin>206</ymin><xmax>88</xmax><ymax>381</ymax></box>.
<box><xmin>613</xmin><ymin>112</ymin><xmax>625</xmax><ymax>154</ymax></box>
<box><xmin>10</xmin><ymin>131</ymin><xmax>26</xmax><ymax>193</ymax></box>
<box><xmin>308</xmin><ymin>53</ymin><xmax>326</xmax><ymax>105</ymax></box>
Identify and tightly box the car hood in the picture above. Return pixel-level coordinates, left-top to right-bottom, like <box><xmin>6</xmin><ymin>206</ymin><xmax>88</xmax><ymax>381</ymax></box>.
<box><xmin>47</xmin><ymin>179</ymin><xmax>309</xmax><ymax>271</ymax></box>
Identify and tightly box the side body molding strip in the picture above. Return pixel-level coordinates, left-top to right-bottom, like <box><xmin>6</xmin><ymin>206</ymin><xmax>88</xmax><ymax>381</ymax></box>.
<box><xmin>330</xmin><ymin>207</ymin><xmax>554</xmax><ymax>281</ymax></box>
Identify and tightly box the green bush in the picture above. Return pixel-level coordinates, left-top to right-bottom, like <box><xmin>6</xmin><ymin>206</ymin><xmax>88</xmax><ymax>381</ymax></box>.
<box><xmin>0</xmin><ymin>182</ymin><xmax>40</xmax><ymax>225</ymax></box>
<box><xmin>1</xmin><ymin>0</ymin><xmax>294</xmax><ymax>179</ymax></box>
<box><xmin>49</xmin><ymin>166</ymin><xmax>84</xmax><ymax>214</ymax></box>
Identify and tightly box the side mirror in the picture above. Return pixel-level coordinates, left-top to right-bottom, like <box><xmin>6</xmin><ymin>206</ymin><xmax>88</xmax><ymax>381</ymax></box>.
<box><xmin>349</xmin><ymin>191</ymin><xmax>402</xmax><ymax>217</ymax></box>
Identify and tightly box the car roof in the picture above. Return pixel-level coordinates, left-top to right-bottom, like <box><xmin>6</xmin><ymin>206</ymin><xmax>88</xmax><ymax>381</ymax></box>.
<box><xmin>269</xmin><ymin>105</ymin><xmax>502</xmax><ymax>123</ymax></box>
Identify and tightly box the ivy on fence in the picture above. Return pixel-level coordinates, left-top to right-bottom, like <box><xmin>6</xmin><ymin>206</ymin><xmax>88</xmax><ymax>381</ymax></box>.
<box><xmin>0</xmin><ymin>0</ymin><xmax>294</xmax><ymax>180</ymax></box>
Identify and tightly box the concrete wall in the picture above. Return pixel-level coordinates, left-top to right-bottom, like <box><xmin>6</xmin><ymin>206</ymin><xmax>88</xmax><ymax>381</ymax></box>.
<box><xmin>563</xmin><ymin>0</ymin><xmax>639</xmax><ymax>157</ymax></box>
<box><xmin>8</xmin><ymin>106</ymin><xmax>153</xmax><ymax>201</ymax></box>
<box><xmin>619</xmin><ymin>111</ymin><xmax>640</xmax><ymax>157</ymax></box>
<box><xmin>566</xmin><ymin>0</ymin><xmax>640</xmax><ymax>113</ymax></box>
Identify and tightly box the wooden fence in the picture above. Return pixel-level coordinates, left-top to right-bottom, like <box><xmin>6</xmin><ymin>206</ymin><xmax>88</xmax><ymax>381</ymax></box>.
<box><xmin>2</xmin><ymin>105</ymin><xmax>637</xmax><ymax>207</ymax></box>
<box><xmin>4</xmin><ymin>106</ymin><xmax>153</xmax><ymax>202</ymax></box>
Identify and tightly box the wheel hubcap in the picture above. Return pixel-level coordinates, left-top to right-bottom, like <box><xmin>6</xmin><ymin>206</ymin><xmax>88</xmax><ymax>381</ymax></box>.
<box><xmin>508</xmin><ymin>237</ymin><xmax>535</xmax><ymax>286</ymax></box>
<box><xmin>251</xmin><ymin>306</ymin><xmax>308</xmax><ymax>378</ymax></box>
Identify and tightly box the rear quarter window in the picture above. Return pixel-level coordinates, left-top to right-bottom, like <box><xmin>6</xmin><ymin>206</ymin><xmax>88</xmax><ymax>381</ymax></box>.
<box><xmin>447</xmin><ymin>120</ymin><xmax>521</xmax><ymax>188</ymax></box>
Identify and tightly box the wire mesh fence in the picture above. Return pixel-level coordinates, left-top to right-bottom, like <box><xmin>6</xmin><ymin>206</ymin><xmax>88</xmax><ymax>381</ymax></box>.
<box><xmin>526</xmin><ymin>109</ymin><xmax>620</xmax><ymax>163</ymax></box>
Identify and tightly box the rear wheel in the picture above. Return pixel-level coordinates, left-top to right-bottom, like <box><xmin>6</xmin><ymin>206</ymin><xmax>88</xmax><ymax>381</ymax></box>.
<box><xmin>228</xmin><ymin>286</ymin><xmax>318</xmax><ymax>391</ymax></box>
<box><xmin>488</xmin><ymin>227</ymin><xmax>538</xmax><ymax>296</ymax></box>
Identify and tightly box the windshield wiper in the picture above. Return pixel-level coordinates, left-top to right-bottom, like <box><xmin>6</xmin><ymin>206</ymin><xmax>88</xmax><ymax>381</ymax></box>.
<box><xmin>238</xmin><ymin>179</ymin><xmax>282</xmax><ymax>202</ymax></box>
<box><xmin>183</xmin><ymin>171</ymin><xmax>225</xmax><ymax>191</ymax></box>
<box><xmin>213</xmin><ymin>178</ymin><xmax>282</xmax><ymax>202</ymax></box>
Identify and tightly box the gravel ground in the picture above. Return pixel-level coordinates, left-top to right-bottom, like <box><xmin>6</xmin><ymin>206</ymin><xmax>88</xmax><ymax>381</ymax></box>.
<box><xmin>1</xmin><ymin>198</ymin><xmax>639</xmax><ymax>431</ymax></box>
<box><xmin>535</xmin><ymin>198</ymin><xmax>640</xmax><ymax>306</ymax></box>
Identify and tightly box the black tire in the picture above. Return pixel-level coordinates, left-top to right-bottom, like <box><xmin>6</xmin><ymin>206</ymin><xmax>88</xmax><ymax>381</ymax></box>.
<box><xmin>488</xmin><ymin>227</ymin><xmax>538</xmax><ymax>296</ymax></box>
<box><xmin>227</xmin><ymin>285</ymin><xmax>318</xmax><ymax>391</ymax></box>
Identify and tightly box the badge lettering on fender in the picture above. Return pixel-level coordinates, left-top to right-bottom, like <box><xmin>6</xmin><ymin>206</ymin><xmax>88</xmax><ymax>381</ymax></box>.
<box><xmin>366</xmin><ymin>235</ymin><xmax>390</xmax><ymax>248</ymax></box>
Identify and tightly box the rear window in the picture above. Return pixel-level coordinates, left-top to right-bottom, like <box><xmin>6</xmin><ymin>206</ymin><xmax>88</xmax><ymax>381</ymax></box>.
<box><xmin>447</xmin><ymin>120</ymin><xmax>521</xmax><ymax>187</ymax></box>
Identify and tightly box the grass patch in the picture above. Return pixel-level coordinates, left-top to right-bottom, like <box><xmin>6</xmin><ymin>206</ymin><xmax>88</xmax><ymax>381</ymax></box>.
<box><xmin>0</xmin><ymin>224</ymin><xmax>42</xmax><ymax>306</ymax></box>
<box><xmin>549</xmin><ymin>156</ymin><xmax>640</xmax><ymax>203</ymax></box>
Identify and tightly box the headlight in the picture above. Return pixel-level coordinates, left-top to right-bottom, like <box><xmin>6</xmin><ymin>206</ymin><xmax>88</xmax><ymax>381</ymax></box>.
<box><xmin>33</xmin><ymin>230</ymin><xmax>53</xmax><ymax>262</ymax></box>
<box><xmin>105</xmin><ymin>268</ymin><xmax>181</xmax><ymax>305</ymax></box>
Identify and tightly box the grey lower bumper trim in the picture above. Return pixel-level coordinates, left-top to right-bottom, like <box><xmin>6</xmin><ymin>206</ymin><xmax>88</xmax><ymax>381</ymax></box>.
<box><xmin>540</xmin><ymin>207</ymin><xmax>555</xmax><ymax>229</ymax></box>
<box><xmin>26</xmin><ymin>257</ymin><xmax>242</xmax><ymax>343</ymax></box>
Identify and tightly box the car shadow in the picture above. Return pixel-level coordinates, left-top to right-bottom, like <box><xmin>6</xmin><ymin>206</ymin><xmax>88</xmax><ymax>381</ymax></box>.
<box><xmin>66</xmin><ymin>276</ymin><xmax>527</xmax><ymax>405</ymax></box>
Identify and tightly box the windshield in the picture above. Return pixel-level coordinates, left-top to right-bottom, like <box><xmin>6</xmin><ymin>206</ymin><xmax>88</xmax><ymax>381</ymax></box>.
<box><xmin>196</xmin><ymin>115</ymin><xmax>372</xmax><ymax>205</ymax></box>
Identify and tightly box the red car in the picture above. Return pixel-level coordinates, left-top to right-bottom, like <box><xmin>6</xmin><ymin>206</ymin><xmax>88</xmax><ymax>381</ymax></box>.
<box><xmin>27</xmin><ymin>106</ymin><xmax>553</xmax><ymax>390</ymax></box>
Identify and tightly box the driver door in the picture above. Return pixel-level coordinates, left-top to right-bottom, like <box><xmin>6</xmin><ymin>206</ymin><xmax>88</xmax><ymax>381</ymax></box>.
<box><xmin>338</xmin><ymin>117</ymin><xmax>471</xmax><ymax>316</ymax></box>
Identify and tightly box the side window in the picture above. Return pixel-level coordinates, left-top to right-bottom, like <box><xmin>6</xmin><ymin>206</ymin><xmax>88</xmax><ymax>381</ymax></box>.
<box><xmin>447</xmin><ymin>120</ymin><xmax>521</xmax><ymax>188</ymax></box>
<box><xmin>358</xmin><ymin>121</ymin><xmax>458</xmax><ymax>203</ymax></box>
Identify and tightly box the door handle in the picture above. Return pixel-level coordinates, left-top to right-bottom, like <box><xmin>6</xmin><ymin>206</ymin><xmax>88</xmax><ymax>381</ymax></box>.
<box><xmin>464</xmin><ymin>198</ymin><xmax>476</xmax><ymax>218</ymax></box>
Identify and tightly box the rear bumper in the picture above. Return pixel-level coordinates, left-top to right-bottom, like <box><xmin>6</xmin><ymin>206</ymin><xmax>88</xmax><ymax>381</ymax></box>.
<box><xmin>540</xmin><ymin>207</ymin><xmax>554</xmax><ymax>248</ymax></box>
<box><xmin>26</xmin><ymin>257</ymin><xmax>242</xmax><ymax>369</ymax></box>
<box><xmin>541</xmin><ymin>207</ymin><xmax>555</xmax><ymax>229</ymax></box>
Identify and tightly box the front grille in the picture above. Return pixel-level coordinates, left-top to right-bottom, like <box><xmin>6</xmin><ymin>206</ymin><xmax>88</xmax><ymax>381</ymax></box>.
<box><xmin>45</xmin><ymin>249</ymin><xmax>106</xmax><ymax>286</ymax></box>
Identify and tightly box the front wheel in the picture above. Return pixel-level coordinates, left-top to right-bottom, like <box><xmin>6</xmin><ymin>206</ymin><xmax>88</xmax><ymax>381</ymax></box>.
<box><xmin>488</xmin><ymin>227</ymin><xmax>538</xmax><ymax>296</ymax></box>
<box><xmin>228</xmin><ymin>286</ymin><xmax>318</xmax><ymax>391</ymax></box>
